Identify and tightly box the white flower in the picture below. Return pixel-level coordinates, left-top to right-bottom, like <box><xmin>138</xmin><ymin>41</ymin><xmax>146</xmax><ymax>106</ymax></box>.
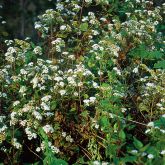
<box><xmin>33</xmin><ymin>46</ymin><xmax>42</xmax><ymax>55</ymax></box>
<box><xmin>43</xmin><ymin>124</ymin><xmax>54</xmax><ymax>133</ymax></box>
<box><xmin>89</xmin><ymin>97</ymin><xmax>96</xmax><ymax>103</ymax></box>
<box><xmin>41</xmin><ymin>102</ymin><xmax>50</xmax><ymax>111</ymax></box>
<box><xmin>98</xmin><ymin>70</ymin><xmax>103</xmax><ymax>75</ymax></box>
<box><xmin>19</xmin><ymin>86</ymin><xmax>27</xmax><ymax>94</ymax></box>
<box><xmin>20</xmin><ymin>69</ymin><xmax>27</xmax><ymax>75</ymax></box>
<box><xmin>132</xmin><ymin>67</ymin><xmax>139</xmax><ymax>73</ymax></box>
<box><xmin>147</xmin><ymin>122</ymin><xmax>154</xmax><ymax>127</ymax></box>
<box><xmin>68</xmin><ymin>55</ymin><xmax>75</xmax><ymax>60</ymax></box>
<box><xmin>146</xmin><ymin>83</ymin><xmax>155</xmax><ymax>87</ymax></box>
<box><xmin>83</xmin><ymin>99</ymin><xmax>90</xmax><ymax>106</ymax></box>
<box><xmin>54</xmin><ymin>76</ymin><xmax>63</xmax><ymax>82</ymax></box>
<box><xmin>131</xmin><ymin>150</ymin><xmax>138</xmax><ymax>154</ymax></box>
<box><xmin>51</xmin><ymin>146</ymin><xmax>60</xmax><ymax>153</ymax></box>
<box><xmin>51</xmin><ymin>38</ymin><xmax>63</xmax><ymax>45</ymax></box>
<box><xmin>83</xmin><ymin>70</ymin><xmax>92</xmax><ymax>76</ymax></box>
<box><xmin>156</xmin><ymin>103</ymin><xmax>162</xmax><ymax>107</ymax></box>
<box><xmin>60</xmin><ymin>25</ymin><xmax>67</xmax><ymax>31</ymax></box>
<box><xmin>7</xmin><ymin>47</ymin><xmax>16</xmax><ymax>54</ymax></box>
<box><xmin>44</xmin><ymin>112</ymin><xmax>53</xmax><ymax>117</ymax></box>
<box><xmin>145</xmin><ymin>129</ymin><xmax>151</xmax><ymax>134</ymax></box>
<box><xmin>162</xmin><ymin>114</ymin><xmax>165</xmax><ymax>118</ymax></box>
<box><xmin>59</xmin><ymin>81</ymin><xmax>65</xmax><ymax>87</ymax></box>
<box><xmin>160</xmin><ymin>150</ymin><xmax>165</xmax><ymax>155</ymax></box>
<box><xmin>35</xmin><ymin>23</ymin><xmax>41</xmax><ymax>29</ymax></box>
<box><xmin>25</xmin><ymin>127</ymin><xmax>37</xmax><ymax>140</ymax></box>
<box><xmin>74</xmin><ymin>92</ymin><xmax>78</xmax><ymax>96</ymax></box>
<box><xmin>93</xmin><ymin>161</ymin><xmax>100</xmax><ymax>165</ymax></box>
<box><xmin>36</xmin><ymin>147</ymin><xmax>41</xmax><ymax>152</ymax></box>
<box><xmin>126</xmin><ymin>13</ymin><xmax>131</xmax><ymax>17</ymax></box>
<box><xmin>20</xmin><ymin>120</ymin><xmax>27</xmax><ymax>126</ymax></box>
<box><xmin>31</xmin><ymin>77</ymin><xmax>39</xmax><ymax>89</ymax></box>
<box><xmin>95</xmin><ymin>124</ymin><xmax>99</xmax><ymax>129</ymax></box>
<box><xmin>93</xmin><ymin>82</ymin><xmax>98</xmax><ymax>88</ymax></box>
<box><xmin>109</xmin><ymin>113</ymin><xmax>114</xmax><ymax>118</ymax></box>
<box><xmin>85</xmin><ymin>0</ymin><xmax>92</xmax><ymax>3</ymax></box>
<box><xmin>92</xmin><ymin>44</ymin><xmax>100</xmax><ymax>50</ymax></box>
<box><xmin>41</xmin><ymin>95</ymin><xmax>52</xmax><ymax>102</ymax></box>
<box><xmin>147</xmin><ymin>154</ymin><xmax>154</xmax><ymax>159</ymax></box>
<box><xmin>66</xmin><ymin>135</ymin><xmax>73</xmax><ymax>143</ymax></box>
<box><xmin>56</xmin><ymin>3</ymin><xmax>64</xmax><ymax>11</ymax></box>
<box><xmin>82</xmin><ymin>16</ymin><xmax>88</xmax><ymax>22</ymax></box>
<box><xmin>13</xmin><ymin>101</ymin><xmax>20</xmax><ymax>107</ymax></box>
<box><xmin>59</xmin><ymin>90</ymin><xmax>66</xmax><ymax>96</ymax></box>
<box><xmin>102</xmin><ymin>162</ymin><xmax>109</xmax><ymax>165</ymax></box>
<box><xmin>62</xmin><ymin>132</ymin><xmax>66</xmax><ymax>137</ymax></box>
<box><xmin>113</xmin><ymin>67</ymin><xmax>121</xmax><ymax>75</ymax></box>
<box><xmin>121</xmin><ymin>108</ymin><xmax>127</xmax><ymax>113</ymax></box>
<box><xmin>160</xmin><ymin>129</ymin><xmax>165</xmax><ymax>133</ymax></box>
<box><xmin>100</xmin><ymin>17</ymin><xmax>107</xmax><ymax>21</ymax></box>
<box><xmin>33</xmin><ymin>111</ymin><xmax>42</xmax><ymax>120</ymax></box>
<box><xmin>12</xmin><ymin>138</ymin><xmax>22</xmax><ymax>149</ymax></box>
<box><xmin>141</xmin><ymin>152</ymin><xmax>147</xmax><ymax>156</ymax></box>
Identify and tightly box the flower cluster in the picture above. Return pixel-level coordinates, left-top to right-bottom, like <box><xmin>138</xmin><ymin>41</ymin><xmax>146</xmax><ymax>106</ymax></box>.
<box><xmin>0</xmin><ymin>0</ymin><xmax>165</xmax><ymax>164</ymax></box>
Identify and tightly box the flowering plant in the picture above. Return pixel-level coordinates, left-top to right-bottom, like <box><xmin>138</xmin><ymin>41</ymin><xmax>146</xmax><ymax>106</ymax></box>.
<box><xmin>0</xmin><ymin>0</ymin><xmax>165</xmax><ymax>164</ymax></box>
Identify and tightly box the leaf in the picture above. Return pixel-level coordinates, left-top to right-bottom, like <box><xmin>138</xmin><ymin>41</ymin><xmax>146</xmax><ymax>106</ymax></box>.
<box><xmin>154</xmin><ymin>60</ymin><xmax>165</xmax><ymax>69</ymax></box>
<box><xmin>44</xmin><ymin>153</ymin><xmax>68</xmax><ymax>165</ymax></box>
<box><xmin>130</xmin><ymin>44</ymin><xmax>163</xmax><ymax>60</ymax></box>
<box><xmin>55</xmin><ymin>159</ymin><xmax>68</xmax><ymax>165</ymax></box>
<box><xmin>154</xmin><ymin>117</ymin><xmax>165</xmax><ymax>128</ymax></box>
<box><xmin>119</xmin><ymin>130</ymin><xmax>126</xmax><ymax>140</ymax></box>
<box><xmin>100</xmin><ymin>116</ymin><xmax>109</xmax><ymax>127</ymax></box>
<box><xmin>80</xmin><ymin>23</ymin><xmax>88</xmax><ymax>31</ymax></box>
<box><xmin>51</xmin><ymin>101</ymin><xmax>57</xmax><ymax>109</ymax></box>
<box><xmin>121</xmin><ymin>155</ymin><xmax>137</xmax><ymax>163</ymax></box>
<box><xmin>133</xmin><ymin>137</ymin><xmax>143</xmax><ymax>149</ymax></box>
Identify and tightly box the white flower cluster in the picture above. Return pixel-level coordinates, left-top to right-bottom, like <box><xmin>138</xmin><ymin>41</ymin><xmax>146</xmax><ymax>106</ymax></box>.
<box><xmin>25</xmin><ymin>127</ymin><xmax>37</xmax><ymax>140</ymax></box>
<box><xmin>62</xmin><ymin>132</ymin><xmax>74</xmax><ymax>143</ymax></box>
<box><xmin>5</xmin><ymin>47</ymin><xmax>17</xmax><ymax>63</ymax></box>
<box><xmin>0</xmin><ymin>116</ymin><xmax>7</xmax><ymax>134</ymax></box>
<box><xmin>145</xmin><ymin>121</ymin><xmax>165</xmax><ymax>134</ymax></box>
<box><xmin>83</xmin><ymin>97</ymin><xmax>97</xmax><ymax>106</ymax></box>
<box><xmin>33</xmin><ymin>46</ymin><xmax>42</xmax><ymax>55</ymax></box>
<box><xmin>12</xmin><ymin>138</ymin><xmax>22</xmax><ymax>149</ymax></box>
<box><xmin>36</xmin><ymin>141</ymin><xmax>60</xmax><ymax>154</ymax></box>
<box><xmin>43</xmin><ymin>124</ymin><xmax>54</xmax><ymax>134</ymax></box>
<box><xmin>51</xmin><ymin>38</ymin><xmax>65</xmax><ymax>52</ymax></box>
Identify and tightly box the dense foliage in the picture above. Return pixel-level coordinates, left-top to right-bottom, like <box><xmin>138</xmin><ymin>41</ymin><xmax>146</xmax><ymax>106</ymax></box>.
<box><xmin>0</xmin><ymin>0</ymin><xmax>165</xmax><ymax>164</ymax></box>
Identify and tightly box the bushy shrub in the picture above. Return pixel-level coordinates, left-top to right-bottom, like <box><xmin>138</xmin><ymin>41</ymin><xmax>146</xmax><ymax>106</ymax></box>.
<box><xmin>0</xmin><ymin>0</ymin><xmax>165</xmax><ymax>164</ymax></box>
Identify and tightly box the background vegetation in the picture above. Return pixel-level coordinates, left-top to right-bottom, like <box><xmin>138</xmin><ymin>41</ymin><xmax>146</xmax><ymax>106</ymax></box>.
<box><xmin>0</xmin><ymin>0</ymin><xmax>165</xmax><ymax>164</ymax></box>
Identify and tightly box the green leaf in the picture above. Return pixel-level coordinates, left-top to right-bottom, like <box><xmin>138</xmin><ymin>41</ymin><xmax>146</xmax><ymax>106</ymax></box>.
<box><xmin>119</xmin><ymin>130</ymin><xmax>126</xmax><ymax>140</ymax></box>
<box><xmin>53</xmin><ymin>158</ymin><xmax>68</xmax><ymax>165</ymax></box>
<box><xmin>122</xmin><ymin>155</ymin><xmax>137</xmax><ymax>163</ymax></box>
<box><xmin>80</xmin><ymin>23</ymin><xmax>88</xmax><ymax>31</ymax></box>
<box><xmin>100</xmin><ymin>116</ymin><xmax>109</xmax><ymax>127</ymax></box>
<box><xmin>51</xmin><ymin>101</ymin><xmax>57</xmax><ymax>109</ymax></box>
<box><xmin>154</xmin><ymin>60</ymin><xmax>165</xmax><ymax>69</ymax></box>
<box><xmin>154</xmin><ymin>117</ymin><xmax>165</xmax><ymax>128</ymax></box>
<box><xmin>130</xmin><ymin>44</ymin><xmax>163</xmax><ymax>60</ymax></box>
<box><xmin>133</xmin><ymin>137</ymin><xmax>143</xmax><ymax>149</ymax></box>
<box><xmin>44</xmin><ymin>154</ymin><xmax>68</xmax><ymax>165</ymax></box>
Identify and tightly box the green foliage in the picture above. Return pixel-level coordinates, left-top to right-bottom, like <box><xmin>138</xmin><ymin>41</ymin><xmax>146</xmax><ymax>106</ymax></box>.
<box><xmin>0</xmin><ymin>0</ymin><xmax>165</xmax><ymax>164</ymax></box>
